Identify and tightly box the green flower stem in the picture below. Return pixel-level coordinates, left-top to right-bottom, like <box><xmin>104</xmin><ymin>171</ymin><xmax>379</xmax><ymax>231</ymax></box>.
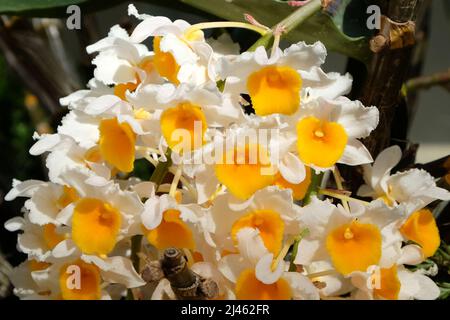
<box><xmin>303</xmin><ymin>171</ymin><xmax>324</xmax><ymax>205</ymax></box>
<box><xmin>248</xmin><ymin>0</ymin><xmax>322</xmax><ymax>51</ymax></box>
<box><xmin>289</xmin><ymin>228</ymin><xmax>310</xmax><ymax>271</ymax></box>
<box><xmin>149</xmin><ymin>148</ymin><xmax>173</xmax><ymax>188</ymax></box>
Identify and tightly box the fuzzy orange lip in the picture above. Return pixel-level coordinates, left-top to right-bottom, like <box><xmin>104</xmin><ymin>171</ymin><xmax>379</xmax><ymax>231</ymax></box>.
<box><xmin>235</xmin><ymin>269</ymin><xmax>291</xmax><ymax>300</ymax></box>
<box><xmin>57</xmin><ymin>185</ymin><xmax>79</xmax><ymax>209</ymax></box>
<box><xmin>326</xmin><ymin>220</ymin><xmax>381</xmax><ymax>275</ymax></box>
<box><xmin>43</xmin><ymin>223</ymin><xmax>65</xmax><ymax>250</ymax></box>
<box><xmin>296</xmin><ymin>116</ymin><xmax>348</xmax><ymax>168</ymax></box>
<box><xmin>400</xmin><ymin>209</ymin><xmax>440</xmax><ymax>258</ymax></box>
<box><xmin>59</xmin><ymin>259</ymin><xmax>101</xmax><ymax>300</ymax></box>
<box><xmin>143</xmin><ymin>209</ymin><xmax>195</xmax><ymax>250</ymax></box>
<box><xmin>160</xmin><ymin>102</ymin><xmax>207</xmax><ymax>153</ymax></box>
<box><xmin>214</xmin><ymin>143</ymin><xmax>275</xmax><ymax>200</ymax></box>
<box><xmin>153</xmin><ymin>36</ymin><xmax>180</xmax><ymax>84</ymax></box>
<box><xmin>373</xmin><ymin>265</ymin><xmax>401</xmax><ymax>300</ymax></box>
<box><xmin>231</xmin><ymin>209</ymin><xmax>284</xmax><ymax>256</ymax></box>
<box><xmin>247</xmin><ymin>65</ymin><xmax>302</xmax><ymax>116</ymax></box>
<box><xmin>98</xmin><ymin>117</ymin><xmax>136</xmax><ymax>173</ymax></box>
<box><xmin>72</xmin><ymin>198</ymin><xmax>122</xmax><ymax>256</ymax></box>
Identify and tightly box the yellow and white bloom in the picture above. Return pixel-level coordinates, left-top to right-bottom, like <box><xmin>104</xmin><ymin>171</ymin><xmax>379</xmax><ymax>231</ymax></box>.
<box><xmin>9</xmin><ymin>254</ymin><xmax>144</xmax><ymax>300</ymax></box>
<box><xmin>5</xmin><ymin>214</ymin><xmax>67</xmax><ymax>262</ymax></box>
<box><xmin>350</xmin><ymin>245</ymin><xmax>440</xmax><ymax>300</ymax></box>
<box><xmin>50</xmin><ymin>169</ymin><xmax>143</xmax><ymax>257</ymax></box>
<box><xmin>128</xmin><ymin>5</ymin><xmax>215</xmax><ymax>86</ymax></box>
<box><xmin>140</xmin><ymin>192</ymin><xmax>216</xmax><ymax>262</ymax></box>
<box><xmin>218</xmin><ymin>250</ymin><xmax>319</xmax><ymax>300</ymax></box>
<box><xmin>86</xmin><ymin>24</ymin><xmax>162</xmax><ymax>91</ymax></box>
<box><xmin>206</xmin><ymin>186</ymin><xmax>302</xmax><ymax>259</ymax></box>
<box><xmin>358</xmin><ymin>145</ymin><xmax>450</xmax><ymax>211</ymax></box>
<box><xmin>287</xmin><ymin>96</ymin><xmax>379</xmax><ymax>170</ymax></box>
<box><xmin>218</xmin><ymin>42</ymin><xmax>352</xmax><ymax>117</ymax></box>
<box><xmin>294</xmin><ymin>198</ymin><xmax>404</xmax><ymax>277</ymax></box>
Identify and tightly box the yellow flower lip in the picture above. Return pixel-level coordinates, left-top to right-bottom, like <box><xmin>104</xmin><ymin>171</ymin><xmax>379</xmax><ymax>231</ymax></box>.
<box><xmin>247</xmin><ymin>65</ymin><xmax>302</xmax><ymax>116</ymax></box>
<box><xmin>235</xmin><ymin>269</ymin><xmax>291</xmax><ymax>300</ymax></box>
<box><xmin>57</xmin><ymin>185</ymin><xmax>79</xmax><ymax>209</ymax></box>
<box><xmin>160</xmin><ymin>102</ymin><xmax>207</xmax><ymax>153</ymax></box>
<box><xmin>43</xmin><ymin>223</ymin><xmax>66</xmax><ymax>250</ymax></box>
<box><xmin>297</xmin><ymin>116</ymin><xmax>348</xmax><ymax>168</ymax></box>
<box><xmin>373</xmin><ymin>265</ymin><xmax>400</xmax><ymax>300</ymax></box>
<box><xmin>98</xmin><ymin>117</ymin><xmax>136</xmax><ymax>173</ymax></box>
<box><xmin>59</xmin><ymin>259</ymin><xmax>101</xmax><ymax>300</ymax></box>
<box><xmin>231</xmin><ymin>209</ymin><xmax>284</xmax><ymax>255</ymax></box>
<box><xmin>153</xmin><ymin>36</ymin><xmax>180</xmax><ymax>85</ymax></box>
<box><xmin>143</xmin><ymin>209</ymin><xmax>195</xmax><ymax>250</ymax></box>
<box><xmin>114</xmin><ymin>81</ymin><xmax>139</xmax><ymax>101</ymax></box>
<box><xmin>326</xmin><ymin>220</ymin><xmax>381</xmax><ymax>275</ymax></box>
<box><xmin>29</xmin><ymin>260</ymin><xmax>51</xmax><ymax>272</ymax></box>
<box><xmin>400</xmin><ymin>209</ymin><xmax>440</xmax><ymax>258</ymax></box>
<box><xmin>72</xmin><ymin>198</ymin><xmax>122</xmax><ymax>256</ymax></box>
<box><xmin>214</xmin><ymin>143</ymin><xmax>275</xmax><ymax>200</ymax></box>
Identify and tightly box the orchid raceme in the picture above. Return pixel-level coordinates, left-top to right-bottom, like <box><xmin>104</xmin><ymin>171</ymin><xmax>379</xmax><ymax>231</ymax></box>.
<box><xmin>3</xmin><ymin>4</ymin><xmax>448</xmax><ymax>301</ymax></box>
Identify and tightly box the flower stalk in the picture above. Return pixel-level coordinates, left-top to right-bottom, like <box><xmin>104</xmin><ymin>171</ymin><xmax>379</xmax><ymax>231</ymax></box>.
<box><xmin>248</xmin><ymin>0</ymin><xmax>322</xmax><ymax>51</ymax></box>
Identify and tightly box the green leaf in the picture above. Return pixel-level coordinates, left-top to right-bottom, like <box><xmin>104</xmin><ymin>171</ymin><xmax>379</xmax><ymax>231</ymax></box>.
<box><xmin>0</xmin><ymin>0</ymin><xmax>127</xmax><ymax>18</ymax></box>
<box><xmin>181</xmin><ymin>0</ymin><xmax>372</xmax><ymax>63</ymax></box>
<box><xmin>0</xmin><ymin>0</ymin><xmax>372</xmax><ymax>62</ymax></box>
<box><xmin>0</xmin><ymin>0</ymin><xmax>88</xmax><ymax>13</ymax></box>
<box><xmin>438</xmin><ymin>282</ymin><xmax>450</xmax><ymax>300</ymax></box>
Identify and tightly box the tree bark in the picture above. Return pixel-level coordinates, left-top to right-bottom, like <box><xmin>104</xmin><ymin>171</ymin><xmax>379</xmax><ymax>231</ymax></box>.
<box><xmin>360</xmin><ymin>0</ymin><xmax>424</xmax><ymax>157</ymax></box>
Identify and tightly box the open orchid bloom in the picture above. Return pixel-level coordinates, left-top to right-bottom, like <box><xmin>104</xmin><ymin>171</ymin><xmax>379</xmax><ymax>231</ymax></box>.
<box><xmin>3</xmin><ymin>4</ymin><xmax>448</xmax><ymax>301</ymax></box>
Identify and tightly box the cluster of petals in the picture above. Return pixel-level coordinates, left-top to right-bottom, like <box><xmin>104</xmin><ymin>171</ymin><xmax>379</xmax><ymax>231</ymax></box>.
<box><xmin>3</xmin><ymin>4</ymin><xmax>449</xmax><ymax>300</ymax></box>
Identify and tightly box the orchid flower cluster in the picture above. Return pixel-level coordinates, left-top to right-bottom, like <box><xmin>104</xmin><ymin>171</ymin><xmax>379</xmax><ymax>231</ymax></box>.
<box><xmin>4</xmin><ymin>5</ymin><xmax>450</xmax><ymax>300</ymax></box>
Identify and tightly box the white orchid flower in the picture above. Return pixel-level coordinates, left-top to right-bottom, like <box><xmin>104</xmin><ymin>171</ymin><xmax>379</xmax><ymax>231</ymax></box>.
<box><xmin>128</xmin><ymin>4</ymin><xmax>215</xmax><ymax>86</ymax></box>
<box><xmin>218</xmin><ymin>42</ymin><xmax>352</xmax><ymax>117</ymax></box>
<box><xmin>358</xmin><ymin>145</ymin><xmax>450</xmax><ymax>209</ymax></box>
<box><xmin>350</xmin><ymin>244</ymin><xmax>440</xmax><ymax>300</ymax></box>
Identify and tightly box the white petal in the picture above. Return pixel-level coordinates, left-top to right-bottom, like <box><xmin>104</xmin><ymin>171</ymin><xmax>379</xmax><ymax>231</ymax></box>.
<box><xmin>84</xmin><ymin>95</ymin><xmax>121</xmax><ymax>115</ymax></box>
<box><xmin>141</xmin><ymin>196</ymin><xmax>163</xmax><ymax>230</ymax></box>
<box><xmin>94</xmin><ymin>256</ymin><xmax>146</xmax><ymax>288</ymax></box>
<box><xmin>236</xmin><ymin>228</ymin><xmax>269</xmax><ymax>264</ymax></box>
<box><xmin>56</xmin><ymin>203</ymin><xmax>75</xmax><ymax>226</ymax></box>
<box><xmin>371</xmin><ymin>145</ymin><xmax>402</xmax><ymax>190</ymax></box>
<box><xmin>4</xmin><ymin>217</ymin><xmax>25</xmax><ymax>232</ymax></box>
<box><xmin>130</xmin><ymin>16</ymin><xmax>173</xmax><ymax>43</ymax></box>
<box><xmin>29</xmin><ymin>134</ymin><xmax>61</xmax><ymax>156</ymax></box>
<box><xmin>92</xmin><ymin>54</ymin><xmax>135</xmax><ymax>85</ymax></box>
<box><xmin>151</xmin><ymin>278</ymin><xmax>176</xmax><ymax>300</ymax></box>
<box><xmin>398</xmin><ymin>270</ymin><xmax>440</xmax><ymax>300</ymax></box>
<box><xmin>397</xmin><ymin>244</ymin><xmax>424</xmax><ymax>265</ymax></box>
<box><xmin>4</xmin><ymin>179</ymin><xmax>44</xmax><ymax>201</ymax></box>
<box><xmin>282</xmin><ymin>272</ymin><xmax>320</xmax><ymax>300</ymax></box>
<box><xmin>218</xmin><ymin>254</ymin><xmax>249</xmax><ymax>283</ymax></box>
<box><xmin>279</xmin><ymin>152</ymin><xmax>305</xmax><ymax>184</ymax></box>
<box><xmin>255</xmin><ymin>253</ymin><xmax>284</xmax><ymax>284</ymax></box>
<box><xmin>132</xmin><ymin>182</ymin><xmax>156</xmax><ymax>199</ymax></box>
<box><xmin>294</xmin><ymin>238</ymin><xmax>321</xmax><ymax>265</ymax></box>
<box><xmin>335</xmin><ymin>99</ymin><xmax>379</xmax><ymax>139</ymax></box>
<box><xmin>300</xmin><ymin>67</ymin><xmax>352</xmax><ymax>100</ymax></box>
<box><xmin>281</xmin><ymin>41</ymin><xmax>326</xmax><ymax>70</ymax></box>
<box><xmin>52</xmin><ymin>239</ymin><xmax>80</xmax><ymax>258</ymax></box>
<box><xmin>339</xmin><ymin>138</ymin><xmax>373</xmax><ymax>166</ymax></box>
